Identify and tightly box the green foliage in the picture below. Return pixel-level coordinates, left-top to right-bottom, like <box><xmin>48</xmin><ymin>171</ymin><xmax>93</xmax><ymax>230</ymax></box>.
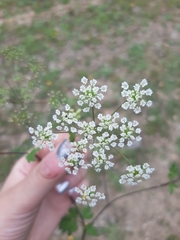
<box><xmin>168</xmin><ymin>183</ymin><xmax>178</xmax><ymax>195</ymax></box>
<box><xmin>2</xmin><ymin>46</ymin><xmax>24</xmax><ymax>60</ymax></box>
<box><xmin>85</xmin><ymin>223</ymin><xmax>99</xmax><ymax>236</ymax></box>
<box><xmin>95</xmin><ymin>66</ymin><xmax>114</xmax><ymax>78</ymax></box>
<box><xmin>81</xmin><ymin>206</ymin><xmax>93</xmax><ymax>219</ymax></box>
<box><xmin>168</xmin><ymin>162</ymin><xmax>179</xmax><ymax>180</ymax></box>
<box><xmin>28</xmin><ymin>58</ymin><xmax>45</xmax><ymax>75</ymax></box>
<box><xmin>168</xmin><ymin>162</ymin><xmax>179</xmax><ymax>194</ymax></box>
<box><xmin>166</xmin><ymin>234</ymin><xmax>180</xmax><ymax>240</ymax></box>
<box><xmin>100</xmin><ymin>223</ymin><xmax>125</xmax><ymax>240</ymax></box>
<box><xmin>26</xmin><ymin>148</ymin><xmax>40</xmax><ymax>162</ymax></box>
<box><xmin>127</xmin><ymin>44</ymin><xmax>147</xmax><ymax>72</ymax></box>
<box><xmin>59</xmin><ymin>207</ymin><xmax>78</xmax><ymax>235</ymax></box>
<box><xmin>48</xmin><ymin>90</ymin><xmax>66</xmax><ymax>109</ymax></box>
<box><xmin>0</xmin><ymin>87</ymin><xmax>9</xmax><ymax>107</ymax></box>
<box><xmin>0</xmin><ymin>46</ymin><xmax>46</xmax><ymax>127</ymax></box>
<box><xmin>12</xmin><ymin>107</ymin><xmax>33</xmax><ymax>125</ymax></box>
<box><xmin>59</xmin><ymin>0</ymin><xmax>70</xmax><ymax>4</ymax></box>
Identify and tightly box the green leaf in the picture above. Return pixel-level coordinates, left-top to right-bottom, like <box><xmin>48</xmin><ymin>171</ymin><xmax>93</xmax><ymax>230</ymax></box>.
<box><xmin>168</xmin><ymin>183</ymin><xmax>178</xmax><ymax>195</ymax></box>
<box><xmin>81</xmin><ymin>206</ymin><xmax>93</xmax><ymax>219</ymax></box>
<box><xmin>26</xmin><ymin>148</ymin><xmax>40</xmax><ymax>162</ymax></box>
<box><xmin>168</xmin><ymin>162</ymin><xmax>179</xmax><ymax>180</ymax></box>
<box><xmin>69</xmin><ymin>207</ymin><xmax>79</xmax><ymax>218</ymax></box>
<box><xmin>86</xmin><ymin>223</ymin><xmax>99</xmax><ymax>236</ymax></box>
<box><xmin>59</xmin><ymin>214</ymin><xmax>78</xmax><ymax>235</ymax></box>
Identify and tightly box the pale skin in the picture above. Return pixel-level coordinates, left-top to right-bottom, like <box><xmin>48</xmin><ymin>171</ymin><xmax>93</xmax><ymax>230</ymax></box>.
<box><xmin>0</xmin><ymin>134</ymin><xmax>87</xmax><ymax>240</ymax></box>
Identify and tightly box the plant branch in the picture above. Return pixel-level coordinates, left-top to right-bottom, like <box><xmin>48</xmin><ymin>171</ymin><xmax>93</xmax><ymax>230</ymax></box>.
<box><xmin>69</xmin><ymin>196</ymin><xmax>87</xmax><ymax>240</ymax></box>
<box><xmin>91</xmin><ymin>177</ymin><xmax>180</xmax><ymax>224</ymax></box>
<box><xmin>114</xmin><ymin>147</ymin><xmax>131</xmax><ymax>164</ymax></box>
<box><xmin>92</xmin><ymin>107</ymin><xmax>95</xmax><ymax>122</ymax></box>
<box><xmin>111</xmin><ymin>105</ymin><xmax>122</xmax><ymax>116</ymax></box>
<box><xmin>0</xmin><ymin>151</ymin><xmax>27</xmax><ymax>155</ymax></box>
<box><xmin>69</xmin><ymin>196</ymin><xmax>85</xmax><ymax>225</ymax></box>
<box><xmin>102</xmin><ymin>169</ymin><xmax>109</xmax><ymax>204</ymax></box>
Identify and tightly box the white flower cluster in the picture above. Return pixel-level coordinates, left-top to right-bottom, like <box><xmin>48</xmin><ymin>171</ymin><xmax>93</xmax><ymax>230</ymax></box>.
<box><xmin>29</xmin><ymin>122</ymin><xmax>58</xmax><ymax>151</ymax></box>
<box><xmin>119</xmin><ymin>163</ymin><xmax>155</xmax><ymax>186</ymax></box>
<box><xmin>121</xmin><ymin>79</ymin><xmax>153</xmax><ymax>114</ymax></box>
<box><xmin>75</xmin><ymin>184</ymin><xmax>105</xmax><ymax>207</ymax></box>
<box><xmin>72</xmin><ymin>77</ymin><xmax>107</xmax><ymax>112</ymax></box>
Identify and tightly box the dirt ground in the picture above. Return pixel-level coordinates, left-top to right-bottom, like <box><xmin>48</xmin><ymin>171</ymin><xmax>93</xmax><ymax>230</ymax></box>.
<box><xmin>1</xmin><ymin>1</ymin><xmax>180</xmax><ymax>240</ymax></box>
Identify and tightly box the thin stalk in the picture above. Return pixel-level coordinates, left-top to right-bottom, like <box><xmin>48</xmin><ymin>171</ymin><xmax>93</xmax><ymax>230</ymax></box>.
<box><xmin>111</xmin><ymin>105</ymin><xmax>122</xmax><ymax>116</ymax></box>
<box><xmin>69</xmin><ymin>196</ymin><xmax>85</xmax><ymax>225</ymax></box>
<box><xmin>92</xmin><ymin>107</ymin><xmax>95</xmax><ymax>122</ymax></box>
<box><xmin>102</xmin><ymin>169</ymin><xmax>109</xmax><ymax>204</ymax></box>
<box><xmin>81</xmin><ymin>228</ymin><xmax>87</xmax><ymax>240</ymax></box>
<box><xmin>91</xmin><ymin>177</ymin><xmax>180</xmax><ymax>224</ymax></box>
<box><xmin>69</xmin><ymin>196</ymin><xmax>87</xmax><ymax>240</ymax></box>
<box><xmin>0</xmin><ymin>151</ymin><xmax>27</xmax><ymax>155</ymax></box>
<box><xmin>114</xmin><ymin>147</ymin><xmax>131</xmax><ymax>164</ymax></box>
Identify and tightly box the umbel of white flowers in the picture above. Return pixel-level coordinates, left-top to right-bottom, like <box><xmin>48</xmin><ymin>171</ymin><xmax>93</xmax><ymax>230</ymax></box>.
<box><xmin>28</xmin><ymin>77</ymin><xmax>154</xmax><ymax>207</ymax></box>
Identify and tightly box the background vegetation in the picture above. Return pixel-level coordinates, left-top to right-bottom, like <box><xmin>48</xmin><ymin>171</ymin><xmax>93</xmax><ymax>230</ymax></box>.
<box><xmin>0</xmin><ymin>0</ymin><xmax>180</xmax><ymax>239</ymax></box>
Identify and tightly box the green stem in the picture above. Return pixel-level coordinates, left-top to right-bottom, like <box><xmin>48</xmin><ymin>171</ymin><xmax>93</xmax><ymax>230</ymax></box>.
<box><xmin>111</xmin><ymin>105</ymin><xmax>122</xmax><ymax>116</ymax></box>
<box><xmin>92</xmin><ymin>107</ymin><xmax>95</xmax><ymax>122</ymax></box>
<box><xmin>114</xmin><ymin>147</ymin><xmax>131</xmax><ymax>164</ymax></box>
<box><xmin>69</xmin><ymin>196</ymin><xmax>87</xmax><ymax>240</ymax></box>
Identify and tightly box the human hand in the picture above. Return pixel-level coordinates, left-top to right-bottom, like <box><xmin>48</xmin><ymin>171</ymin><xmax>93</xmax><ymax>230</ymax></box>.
<box><xmin>0</xmin><ymin>134</ymin><xmax>86</xmax><ymax>240</ymax></box>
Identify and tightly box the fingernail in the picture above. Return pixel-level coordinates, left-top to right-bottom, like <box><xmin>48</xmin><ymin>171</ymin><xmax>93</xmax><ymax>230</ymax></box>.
<box><xmin>68</xmin><ymin>187</ymin><xmax>76</xmax><ymax>194</ymax></box>
<box><xmin>56</xmin><ymin>181</ymin><xmax>70</xmax><ymax>193</ymax></box>
<box><xmin>57</xmin><ymin>139</ymin><xmax>71</xmax><ymax>160</ymax></box>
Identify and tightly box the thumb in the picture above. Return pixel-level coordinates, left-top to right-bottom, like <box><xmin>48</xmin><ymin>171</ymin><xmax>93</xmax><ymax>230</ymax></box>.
<box><xmin>5</xmin><ymin>139</ymin><xmax>70</xmax><ymax>211</ymax></box>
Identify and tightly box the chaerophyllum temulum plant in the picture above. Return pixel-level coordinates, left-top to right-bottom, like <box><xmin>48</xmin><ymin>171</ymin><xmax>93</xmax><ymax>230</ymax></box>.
<box><xmin>26</xmin><ymin>76</ymin><xmax>165</xmax><ymax>238</ymax></box>
<box><xmin>1</xmin><ymin>47</ymin><xmax>180</xmax><ymax>239</ymax></box>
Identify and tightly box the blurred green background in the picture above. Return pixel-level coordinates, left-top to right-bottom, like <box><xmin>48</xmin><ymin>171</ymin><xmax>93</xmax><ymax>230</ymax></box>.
<box><xmin>0</xmin><ymin>0</ymin><xmax>180</xmax><ymax>239</ymax></box>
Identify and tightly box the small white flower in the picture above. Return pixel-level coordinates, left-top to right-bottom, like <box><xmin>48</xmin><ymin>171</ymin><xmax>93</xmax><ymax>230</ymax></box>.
<box><xmin>140</xmin><ymin>78</ymin><xmax>148</xmax><ymax>87</ymax></box>
<box><xmin>146</xmin><ymin>100</ymin><xmax>153</xmax><ymax>107</ymax></box>
<box><xmin>101</xmin><ymin>85</ymin><xmax>108</xmax><ymax>92</ymax></box>
<box><xmin>81</xmin><ymin>76</ymin><xmax>88</xmax><ymax>84</ymax></box>
<box><xmin>72</xmin><ymin>89</ymin><xmax>79</xmax><ymax>96</ymax></box>
<box><xmin>65</xmin><ymin>104</ymin><xmax>70</xmax><ymax>111</ymax></box>
<box><xmin>29</xmin><ymin>127</ymin><xmax>34</xmax><ymax>134</ymax></box>
<box><xmin>122</xmin><ymin>81</ymin><xmax>129</xmax><ymax>90</ymax></box>
<box><xmin>145</xmin><ymin>89</ymin><xmax>153</xmax><ymax>96</ymax></box>
<box><xmin>55</xmin><ymin>109</ymin><xmax>60</xmax><ymax>115</ymax></box>
<box><xmin>122</xmin><ymin>102</ymin><xmax>130</xmax><ymax>110</ymax></box>
<box><xmin>83</xmin><ymin>107</ymin><xmax>90</xmax><ymax>112</ymax></box>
